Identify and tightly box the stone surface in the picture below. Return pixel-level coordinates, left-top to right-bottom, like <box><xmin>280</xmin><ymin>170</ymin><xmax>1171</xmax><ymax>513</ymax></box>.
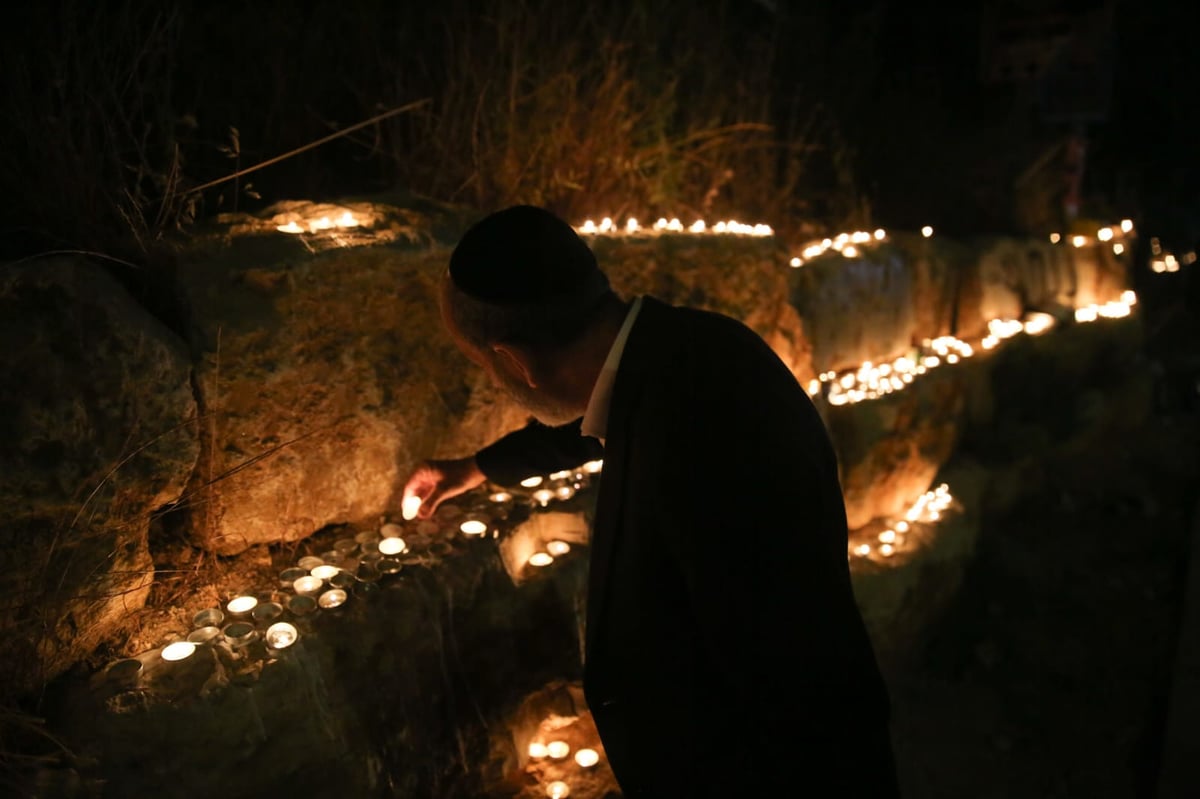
<box><xmin>50</xmin><ymin>504</ymin><xmax>590</xmax><ymax>799</ymax></box>
<box><xmin>176</xmin><ymin>212</ymin><xmax>488</xmax><ymax>555</ymax></box>
<box><xmin>174</xmin><ymin>206</ymin><xmax>1138</xmax><ymax>557</ymax></box>
<box><xmin>0</xmin><ymin>257</ymin><xmax>199</xmax><ymax>700</ymax></box>
<box><xmin>826</xmin><ymin>364</ymin><xmax>974</xmax><ymax>530</ymax></box>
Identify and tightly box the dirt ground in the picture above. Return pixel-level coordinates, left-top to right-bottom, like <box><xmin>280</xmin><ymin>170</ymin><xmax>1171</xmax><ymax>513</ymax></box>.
<box><xmin>886</xmin><ymin>282</ymin><xmax>1200</xmax><ymax>799</ymax></box>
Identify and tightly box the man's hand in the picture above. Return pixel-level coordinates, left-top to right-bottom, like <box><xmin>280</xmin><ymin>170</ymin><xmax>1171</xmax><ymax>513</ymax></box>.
<box><xmin>401</xmin><ymin>457</ymin><xmax>487</xmax><ymax>520</ymax></box>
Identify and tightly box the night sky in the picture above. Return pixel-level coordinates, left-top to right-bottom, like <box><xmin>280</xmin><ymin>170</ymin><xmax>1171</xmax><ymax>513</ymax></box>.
<box><xmin>0</xmin><ymin>0</ymin><xmax>1197</xmax><ymax>257</ymax></box>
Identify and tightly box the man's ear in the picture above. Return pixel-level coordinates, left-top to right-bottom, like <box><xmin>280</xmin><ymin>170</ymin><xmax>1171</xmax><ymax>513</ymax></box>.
<box><xmin>492</xmin><ymin>342</ymin><xmax>538</xmax><ymax>388</ymax></box>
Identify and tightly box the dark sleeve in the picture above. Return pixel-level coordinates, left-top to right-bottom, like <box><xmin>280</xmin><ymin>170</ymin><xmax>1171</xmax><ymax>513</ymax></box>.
<box><xmin>474</xmin><ymin>417</ymin><xmax>604</xmax><ymax>486</ymax></box>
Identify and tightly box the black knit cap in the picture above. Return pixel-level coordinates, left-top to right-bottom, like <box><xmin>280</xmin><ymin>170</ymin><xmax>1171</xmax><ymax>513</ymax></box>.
<box><xmin>448</xmin><ymin>205</ymin><xmax>606</xmax><ymax>305</ymax></box>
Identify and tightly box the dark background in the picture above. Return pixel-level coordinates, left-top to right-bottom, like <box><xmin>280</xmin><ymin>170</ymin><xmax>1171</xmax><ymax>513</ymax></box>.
<box><xmin>1</xmin><ymin>0</ymin><xmax>1196</xmax><ymax>263</ymax></box>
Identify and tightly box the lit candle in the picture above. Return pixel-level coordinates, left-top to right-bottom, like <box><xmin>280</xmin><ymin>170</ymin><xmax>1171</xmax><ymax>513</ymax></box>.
<box><xmin>1072</xmin><ymin>235</ymin><xmax>1086</xmax><ymax>248</ymax></box>
<box><xmin>895</xmin><ymin>521</ymin><xmax>910</xmax><ymax>533</ymax></box>
<box><xmin>546</xmin><ymin>540</ymin><xmax>571</xmax><ymax>556</ymax></box>
<box><xmin>921</xmin><ymin>226</ymin><xmax>933</xmax><ymax>238</ymax></box>
<box><xmin>1120</xmin><ymin>218</ymin><xmax>1133</xmax><ymax>233</ymax></box>
<box><xmin>533</xmin><ymin>488</ymin><xmax>555</xmax><ymax>506</ymax></box>
<box><xmin>227</xmin><ymin>595</ymin><xmax>258</xmax><ymax>617</ymax></box>
<box><xmin>582</xmin><ymin>460</ymin><xmax>603</xmax><ymax>474</ymax></box>
<box><xmin>293</xmin><ymin>576</ymin><xmax>323</xmax><ymax>595</ymax></box>
<box><xmin>880</xmin><ymin>543</ymin><xmax>895</xmax><ymax>557</ymax></box>
<box><xmin>318</xmin><ymin>589</ymin><xmax>347</xmax><ymax>609</ymax></box>
<box><xmin>276</xmin><ymin>221</ymin><xmax>303</xmax><ymax>234</ymax></box>
<box><xmin>520</xmin><ymin>475</ymin><xmax>544</xmax><ymax>488</ymax></box>
<box><xmin>546</xmin><ymin>782</ymin><xmax>570</xmax><ymax>799</ymax></box>
<box><xmin>878</xmin><ymin>530</ymin><xmax>896</xmax><ymax>544</ymax></box>
<box><xmin>855</xmin><ymin>544</ymin><xmax>871</xmax><ymax>556</ymax></box>
<box><xmin>555</xmin><ymin>485</ymin><xmax>575</xmax><ymax>500</ymax></box>
<box><xmin>402</xmin><ymin>495</ymin><xmax>422</xmax><ymax>521</ymax></box>
<box><xmin>574</xmin><ymin>748</ymin><xmax>600</xmax><ymax>767</ymax></box>
<box><xmin>528</xmin><ymin>552</ymin><xmax>554</xmax><ymax>567</ymax></box>
<box><xmin>528</xmin><ymin>742</ymin><xmax>548</xmax><ymax>758</ymax></box>
<box><xmin>379</xmin><ymin>536</ymin><xmax>407</xmax><ymax>555</ymax></box>
<box><xmin>546</xmin><ymin>741</ymin><xmax>570</xmax><ymax>759</ymax></box>
<box><xmin>490</xmin><ymin>491</ymin><xmax>513</xmax><ymax>503</ymax></box>
<box><xmin>460</xmin><ymin>520</ymin><xmax>488</xmax><ymax>536</ymax></box>
<box><xmin>162</xmin><ymin>641</ymin><xmax>196</xmax><ymax>662</ymax></box>
<box><xmin>311</xmin><ymin>564</ymin><xmax>340</xmax><ymax>580</ymax></box>
<box><xmin>265</xmin><ymin>622</ymin><xmax>299</xmax><ymax>649</ymax></box>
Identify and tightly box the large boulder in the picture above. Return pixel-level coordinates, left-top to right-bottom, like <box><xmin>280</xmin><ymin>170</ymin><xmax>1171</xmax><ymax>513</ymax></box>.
<box><xmin>0</xmin><ymin>257</ymin><xmax>199</xmax><ymax>700</ymax></box>
<box><xmin>176</xmin><ymin>204</ymin><xmax>518</xmax><ymax>555</ymax></box>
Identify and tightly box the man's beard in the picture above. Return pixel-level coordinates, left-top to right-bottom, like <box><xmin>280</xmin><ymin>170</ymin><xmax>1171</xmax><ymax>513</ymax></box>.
<box><xmin>493</xmin><ymin>371</ymin><xmax>580</xmax><ymax>426</ymax></box>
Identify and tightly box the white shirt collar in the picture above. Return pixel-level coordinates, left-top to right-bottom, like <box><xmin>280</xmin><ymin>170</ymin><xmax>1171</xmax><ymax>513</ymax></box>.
<box><xmin>580</xmin><ymin>296</ymin><xmax>644</xmax><ymax>443</ymax></box>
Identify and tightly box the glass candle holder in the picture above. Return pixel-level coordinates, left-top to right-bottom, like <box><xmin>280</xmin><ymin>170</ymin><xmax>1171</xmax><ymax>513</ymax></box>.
<box><xmin>297</xmin><ymin>555</ymin><xmax>325</xmax><ymax>570</ymax></box>
<box><xmin>252</xmin><ymin>602</ymin><xmax>283</xmax><ymax>624</ymax></box>
<box><xmin>310</xmin><ymin>564</ymin><xmax>340</xmax><ymax>581</ymax></box>
<box><xmin>279</xmin><ymin>567</ymin><xmax>308</xmax><ymax>588</ymax></box>
<box><xmin>162</xmin><ymin>641</ymin><xmax>197</xmax><ymax>662</ymax></box>
<box><xmin>192</xmin><ymin>607</ymin><xmax>224</xmax><ymax>629</ymax></box>
<box><xmin>226</xmin><ymin>595</ymin><xmax>258</xmax><ymax>617</ymax></box>
<box><xmin>330</xmin><ymin>571</ymin><xmax>357</xmax><ymax>589</ymax></box>
<box><xmin>287</xmin><ymin>595</ymin><xmax>317</xmax><ymax>616</ymax></box>
<box><xmin>187</xmin><ymin>626</ymin><xmax>222</xmax><ymax>645</ymax></box>
<box><xmin>293</xmin><ymin>576</ymin><xmax>324</xmax><ymax>596</ymax></box>
<box><xmin>222</xmin><ymin>621</ymin><xmax>258</xmax><ymax>649</ymax></box>
<box><xmin>356</xmin><ymin>562</ymin><xmax>381</xmax><ymax>583</ymax></box>
<box><xmin>265</xmin><ymin>622</ymin><xmax>299</xmax><ymax>650</ymax></box>
<box><xmin>107</xmin><ymin>658</ymin><xmax>143</xmax><ymax>688</ymax></box>
<box><xmin>318</xmin><ymin>589</ymin><xmax>347</xmax><ymax>609</ymax></box>
<box><xmin>377</xmin><ymin>558</ymin><xmax>403</xmax><ymax>575</ymax></box>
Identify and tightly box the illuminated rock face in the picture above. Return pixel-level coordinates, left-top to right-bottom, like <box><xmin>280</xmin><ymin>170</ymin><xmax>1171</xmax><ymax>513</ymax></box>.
<box><xmin>829</xmin><ymin>366</ymin><xmax>972</xmax><ymax>531</ymax></box>
<box><xmin>0</xmin><ymin>258</ymin><xmax>199</xmax><ymax>700</ymax></box>
<box><xmin>176</xmin><ymin>214</ymin><xmax>801</xmax><ymax>555</ymax></box>
<box><xmin>174</xmin><ymin>199</ymin><xmax>1135</xmax><ymax>556</ymax></box>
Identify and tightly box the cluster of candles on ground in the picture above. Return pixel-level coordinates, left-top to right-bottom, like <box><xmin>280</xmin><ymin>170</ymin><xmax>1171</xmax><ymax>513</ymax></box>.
<box><xmin>275</xmin><ymin>210</ymin><xmax>362</xmax><ymax>234</ymax></box>
<box><xmin>849</xmin><ymin>483</ymin><xmax>955</xmax><ymax>562</ymax></box>
<box><xmin>525</xmin><ymin>720</ymin><xmax>605</xmax><ymax>798</ymax></box>
<box><xmin>103</xmin><ymin>459</ymin><xmax>607</xmax><ymax>686</ymax></box>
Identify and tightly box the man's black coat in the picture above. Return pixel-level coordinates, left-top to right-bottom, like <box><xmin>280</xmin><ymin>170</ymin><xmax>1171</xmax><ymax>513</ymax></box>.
<box><xmin>477</xmin><ymin>296</ymin><xmax>898</xmax><ymax>796</ymax></box>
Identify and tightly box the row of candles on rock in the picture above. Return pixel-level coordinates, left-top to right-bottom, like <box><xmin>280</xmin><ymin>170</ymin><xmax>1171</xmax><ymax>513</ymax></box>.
<box><xmin>812</xmin><ymin>290</ymin><xmax>1139</xmax><ymax>406</ymax></box>
<box><xmin>848</xmin><ymin>483</ymin><xmax>955</xmax><ymax>562</ymax></box>
<box><xmin>107</xmin><ymin>459</ymin><xmax>609</xmax><ymax>681</ymax></box>
<box><xmin>1149</xmin><ymin>237</ymin><xmax>1197</xmax><ymax>274</ymax></box>
<box><xmin>271</xmin><ymin>208</ymin><xmax>1166</xmax><ymax>291</ymax></box>
<box><xmin>574</xmin><ymin>216</ymin><xmax>773</xmax><ymax>237</ymax></box>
